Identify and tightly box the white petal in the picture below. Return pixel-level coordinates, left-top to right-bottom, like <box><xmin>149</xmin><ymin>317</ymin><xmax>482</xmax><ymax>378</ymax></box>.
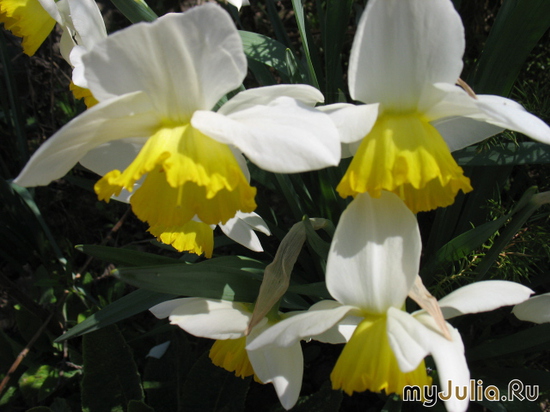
<box><xmin>432</xmin><ymin>116</ymin><xmax>504</xmax><ymax>152</ymax></box>
<box><xmin>512</xmin><ymin>293</ymin><xmax>550</xmax><ymax>324</ymax></box>
<box><xmin>247</xmin><ymin>336</ymin><xmax>303</xmax><ymax>410</ymax></box>
<box><xmin>146</xmin><ymin>341</ymin><xmax>171</xmax><ymax>359</ymax></box>
<box><xmin>348</xmin><ymin>0</ymin><xmax>464</xmax><ymax>111</ymax></box>
<box><xmin>68</xmin><ymin>0</ymin><xmax>107</xmax><ymax>49</ymax></box>
<box><xmin>472</xmin><ymin>95</ymin><xmax>550</xmax><ymax>144</ymax></box>
<box><xmin>14</xmin><ymin>92</ymin><xmax>159</xmax><ymax>187</ymax></box>
<box><xmin>436</xmin><ymin>281</ymin><xmax>534</xmax><ymax>319</ymax></box>
<box><xmin>326</xmin><ymin>192</ymin><xmax>420</xmax><ymax>312</ymax></box>
<box><xmin>217</xmin><ymin>84</ymin><xmax>325</xmax><ymax>116</ymax></box>
<box><xmin>318</xmin><ymin>103</ymin><xmax>379</xmax><ymax>144</ymax></box>
<box><xmin>219</xmin><ymin>213</ymin><xmax>268</xmax><ymax>252</ymax></box>
<box><xmin>313</xmin><ymin>315</ymin><xmax>361</xmax><ymax>344</ymax></box>
<box><xmin>38</xmin><ymin>0</ymin><xmax>62</xmax><ymax>23</ymax></box>
<box><xmin>83</xmin><ymin>5</ymin><xmax>246</xmax><ymax>116</ymax></box>
<box><xmin>414</xmin><ymin>313</ymin><xmax>470</xmax><ymax>412</ymax></box>
<box><xmin>386</xmin><ymin>308</ymin><xmax>431</xmax><ymax>373</ymax></box>
<box><xmin>149</xmin><ymin>298</ymin><xmax>252</xmax><ymax>340</ymax></box>
<box><xmin>246</xmin><ymin>301</ymin><xmax>357</xmax><ymax>350</ymax></box>
<box><xmin>79</xmin><ymin>137</ymin><xmax>146</xmax><ymax>177</ymax></box>
<box><xmin>192</xmin><ymin>97</ymin><xmax>341</xmax><ymax>173</ymax></box>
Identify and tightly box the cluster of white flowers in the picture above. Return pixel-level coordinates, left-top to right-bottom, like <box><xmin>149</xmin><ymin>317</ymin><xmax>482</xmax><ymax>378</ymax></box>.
<box><xmin>5</xmin><ymin>0</ymin><xmax>549</xmax><ymax>410</ymax></box>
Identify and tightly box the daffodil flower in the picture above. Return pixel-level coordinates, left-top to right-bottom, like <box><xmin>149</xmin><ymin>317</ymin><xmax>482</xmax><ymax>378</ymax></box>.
<box><xmin>149</xmin><ymin>297</ymin><xmax>304</xmax><ymax>410</ymax></box>
<box><xmin>0</xmin><ymin>0</ymin><xmax>59</xmax><ymax>55</ymax></box>
<box><xmin>226</xmin><ymin>0</ymin><xmax>249</xmax><ymax>10</ymax></box>
<box><xmin>57</xmin><ymin>0</ymin><xmax>107</xmax><ymax>107</ymax></box>
<box><xmin>512</xmin><ymin>292</ymin><xmax>550</xmax><ymax>324</ymax></box>
<box><xmin>329</xmin><ymin>0</ymin><xmax>550</xmax><ymax>213</ymax></box>
<box><xmin>248</xmin><ymin>192</ymin><xmax>533</xmax><ymax>412</ymax></box>
<box><xmin>14</xmin><ymin>4</ymin><xmax>340</xmax><ymax>254</ymax></box>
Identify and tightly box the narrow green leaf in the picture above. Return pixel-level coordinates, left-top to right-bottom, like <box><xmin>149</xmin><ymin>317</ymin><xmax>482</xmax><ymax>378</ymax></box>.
<box><xmin>109</xmin><ymin>0</ymin><xmax>157</xmax><ymax>23</ymax></box>
<box><xmin>81</xmin><ymin>325</ymin><xmax>143</xmax><ymax>412</ymax></box>
<box><xmin>468</xmin><ymin>323</ymin><xmax>550</xmax><ymax>361</ymax></box>
<box><xmin>239</xmin><ymin>31</ymin><xmax>293</xmax><ymax>79</ymax></box>
<box><xmin>76</xmin><ymin>244</ymin><xmax>180</xmax><ymax>267</ymax></box>
<box><xmin>114</xmin><ymin>260</ymin><xmax>264</xmax><ymax>303</ymax></box>
<box><xmin>56</xmin><ymin>289</ymin><xmax>175</xmax><ymax>342</ymax></box>
<box><xmin>290</xmin><ymin>0</ymin><xmax>320</xmax><ymax>88</ymax></box>
<box><xmin>469</xmin><ymin>0</ymin><xmax>550</xmax><ymax>95</ymax></box>
<box><xmin>454</xmin><ymin>143</ymin><xmax>550</xmax><ymax>166</ymax></box>
<box><xmin>127</xmin><ymin>400</ymin><xmax>156</xmax><ymax>412</ymax></box>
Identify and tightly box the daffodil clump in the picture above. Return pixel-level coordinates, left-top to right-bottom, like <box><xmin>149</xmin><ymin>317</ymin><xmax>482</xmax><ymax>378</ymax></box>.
<box><xmin>9</xmin><ymin>0</ymin><xmax>550</xmax><ymax>412</ymax></box>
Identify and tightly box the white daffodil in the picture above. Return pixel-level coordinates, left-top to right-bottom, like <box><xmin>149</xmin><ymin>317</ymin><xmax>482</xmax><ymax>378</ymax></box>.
<box><xmin>248</xmin><ymin>192</ymin><xmax>533</xmax><ymax>412</ymax></box>
<box><xmin>14</xmin><ymin>4</ymin><xmax>340</xmax><ymax>255</ymax></box>
<box><xmin>328</xmin><ymin>0</ymin><xmax>550</xmax><ymax>213</ymax></box>
<box><xmin>512</xmin><ymin>292</ymin><xmax>550</xmax><ymax>324</ymax></box>
<box><xmin>149</xmin><ymin>298</ymin><xmax>304</xmax><ymax>410</ymax></box>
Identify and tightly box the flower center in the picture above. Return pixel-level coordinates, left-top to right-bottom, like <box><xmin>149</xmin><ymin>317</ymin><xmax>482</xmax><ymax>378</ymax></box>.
<box><xmin>337</xmin><ymin>113</ymin><xmax>472</xmax><ymax>213</ymax></box>
<box><xmin>94</xmin><ymin>123</ymin><xmax>257</xmax><ymax>252</ymax></box>
<box><xmin>331</xmin><ymin>315</ymin><xmax>432</xmax><ymax>397</ymax></box>
<box><xmin>149</xmin><ymin>219</ymin><xmax>214</xmax><ymax>257</ymax></box>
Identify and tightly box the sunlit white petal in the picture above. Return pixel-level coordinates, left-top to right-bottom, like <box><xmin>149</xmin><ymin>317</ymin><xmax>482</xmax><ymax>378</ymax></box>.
<box><xmin>318</xmin><ymin>103</ymin><xmax>379</xmax><ymax>144</ymax></box>
<box><xmin>150</xmin><ymin>298</ymin><xmax>253</xmax><ymax>340</ymax></box>
<box><xmin>192</xmin><ymin>97</ymin><xmax>341</xmax><ymax>173</ymax></box>
<box><xmin>435</xmin><ymin>281</ymin><xmax>533</xmax><ymax>319</ymax></box>
<box><xmin>82</xmin><ymin>5</ymin><xmax>246</xmax><ymax>116</ymax></box>
<box><xmin>14</xmin><ymin>92</ymin><xmax>159</xmax><ymax>187</ymax></box>
<box><xmin>326</xmin><ymin>192</ymin><xmax>420</xmax><ymax>312</ymax></box>
<box><xmin>349</xmin><ymin>0</ymin><xmax>464</xmax><ymax>111</ymax></box>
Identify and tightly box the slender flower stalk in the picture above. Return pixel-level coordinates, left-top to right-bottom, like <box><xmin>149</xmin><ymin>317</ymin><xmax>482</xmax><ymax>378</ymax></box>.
<box><xmin>248</xmin><ymin>192</ymin><xmax>533</xmax><ymax>411</ymax></box>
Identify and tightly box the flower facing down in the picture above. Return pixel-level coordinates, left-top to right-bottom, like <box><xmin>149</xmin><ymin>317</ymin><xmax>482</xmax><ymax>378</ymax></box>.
<box><xmin>248</xmin><ymin>192</ymin><xmax>533</xmax><ymax>412</ymax></box>
<box><xmin>328</xmin><ymin>0</ymin><xmax>550</xmax><ymax>213</ymax></box>
<box><xmin>14</xmin><ymin>4</ymin><xmax>340</xmax><ymax>255</ymax></box>
<box><xmin>149</xmin><ymin>298</ymin><xmax>304</xmax><ymax>410</ymax></box>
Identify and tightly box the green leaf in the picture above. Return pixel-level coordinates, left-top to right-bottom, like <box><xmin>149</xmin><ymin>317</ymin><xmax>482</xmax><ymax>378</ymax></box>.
<box><xmin>179</xmin><ymin>351</ymin><xmax>249</xmax><ymax>412</ymax></box>
<box><xmin>239</xmin><ymin>31</ymin><xmax>295</xmax><ymax>79</ymax></box>
<box><xmin>76</xmin><ymin>244</ymin><xmax>180</xmax><ymax>267</ymax></box>
<box><xmin>81</xmin><ymin>325</ymin><xmax>143</xmax><ymax>412</ymax></box>
<box><xmin>56</xmin><ymin>289</ymin><xmax>175</xmax><ymax>342</ymax></box>
<box><xmin>468</xmin><ymin>323</ymin><xmax>550</xmax><ymax>361</ymax></box>
<box><xmin>19</xmin><ymin>365</ymin><xmax>60</xmax><ymax>405</ymax></box>
<box><xmin>454</xmin><ymin>143</ymin><xmax>550</xmax><ymax>166</ymax></box>
<box><xmin>290</xmin><ymin>0</ymin><xmax>320</xmax><ymax>88</ymax></box>
<box><xmin>469</xmin><ymin>0</ymin><xmax>550</xmax><ymax>95</ymax></box>
<box><xmin>114</xmin><ymin>257</ymin><xmax>265</xmax><ymax>303</ymax></box>
<box><xmin>109</xmin><ymin>0</ymin><xmax>157</xmax><ymax>23</ymax></box>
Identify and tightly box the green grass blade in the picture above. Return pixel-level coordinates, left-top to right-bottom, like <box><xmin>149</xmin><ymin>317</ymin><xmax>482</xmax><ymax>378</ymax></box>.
<box><xmin>109</xmin><ymin>0</ymin><xmax>157</xmax><ymax>23</ymax></box>
<box><xmin>468</xmin><ymin>0</ymin><xmax>550</xmax><ymax>95</ymax></box>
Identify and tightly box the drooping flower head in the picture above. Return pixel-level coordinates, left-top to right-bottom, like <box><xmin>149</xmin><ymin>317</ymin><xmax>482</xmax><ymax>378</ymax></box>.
<box><xmin>150</xmin><ymin>298</ymin><xmax>304</xmax><ymax>410</ymax></box>
<box><xmin>331</xmin><ymin>0</ymin><xmax>550</xmax><ymax>213</ymax></box>
<box><xmin>248</xmin><ymin>192</ymin><xmax>533</xmax><ymax>411</ymax></box>
<box><xmin>14</xmin><ymin>4</ymin><xmax>340</xmax><ymax>255</ymax></box>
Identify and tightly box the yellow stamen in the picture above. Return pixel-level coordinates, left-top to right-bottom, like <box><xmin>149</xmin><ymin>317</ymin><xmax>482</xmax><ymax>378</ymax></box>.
<box><xmin>331</xmin><ymin>315</ymin><xmax>432</xmax><ymax>397</ymax></box>
<box><xmin>149</xmin><ymin>220</ymin><xmax>214</xmax><ymax>257</ymax></box>
<box><xmin>70</xmin><ymin>82</ymin><xmax>99</xmax><ymax>108</ymax></box>
<box><xmin>209</xmin><ymin>337</ymin><xmax>261</xmax><ymax>382</ymax></box>
<box><xmin>94</xmin><ymin>123</ymin><xmax>256</xmax><ymax>247</ymax></box>
<box><xmin>337</xmin><ymin>113</ymin><xmax>472</xmax><ymax>213</ymax></box>
<box><xmin>0</xmin><ymin>0</ymin><xmax>56</xmax><ymax>56</ymax></box>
